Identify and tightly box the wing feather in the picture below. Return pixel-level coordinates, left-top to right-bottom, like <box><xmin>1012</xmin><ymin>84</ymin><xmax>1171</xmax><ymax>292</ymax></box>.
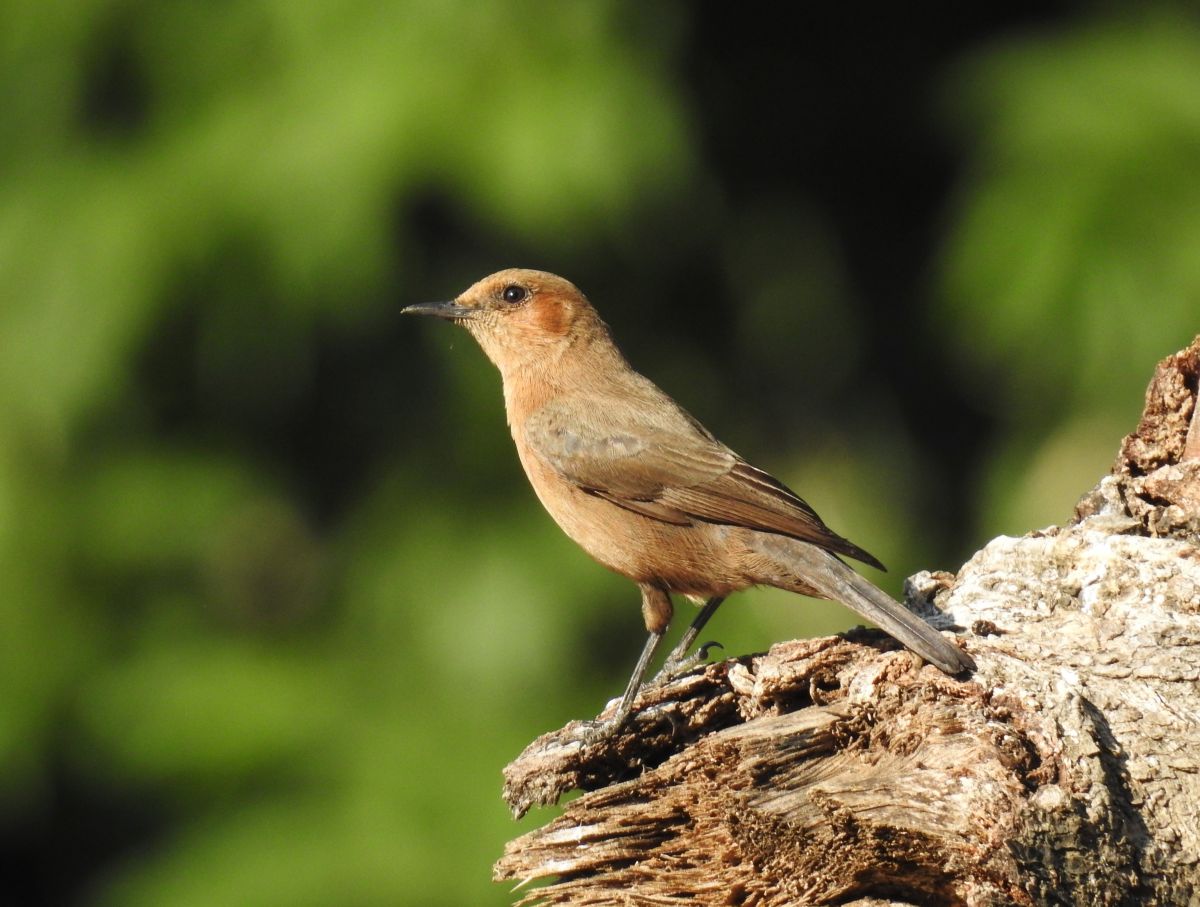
<box><xmin>524</xmin><ymin>396</ymin><xmax>883</xmax><ymax>568</ymax></box>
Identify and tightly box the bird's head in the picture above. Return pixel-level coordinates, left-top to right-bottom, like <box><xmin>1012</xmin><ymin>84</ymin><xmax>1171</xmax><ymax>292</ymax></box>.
<box><xmin>404</xmin><ymin>268</ymin><xmax>608</xmax><ymax>373</ymax></box>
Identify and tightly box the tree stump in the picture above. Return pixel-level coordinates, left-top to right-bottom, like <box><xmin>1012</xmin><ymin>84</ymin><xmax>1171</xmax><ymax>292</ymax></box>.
<box><xmin>494</xmin><ymin>337</ymin><xmax>1200</xmax><ymax>906</ymax></box>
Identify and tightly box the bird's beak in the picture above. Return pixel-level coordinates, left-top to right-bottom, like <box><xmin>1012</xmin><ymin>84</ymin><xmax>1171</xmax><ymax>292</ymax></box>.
<box><xmin>402</xmin><ymin>300</ymin><xmax>476</xmax><ymax>320</ymax></box>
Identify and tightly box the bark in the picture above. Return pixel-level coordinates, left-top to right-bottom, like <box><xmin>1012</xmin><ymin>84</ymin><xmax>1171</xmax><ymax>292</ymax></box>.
<box><xmin>494</xmin><ymin>336</ymin><xmax>1200</xmax><ymax>907</ymax></box>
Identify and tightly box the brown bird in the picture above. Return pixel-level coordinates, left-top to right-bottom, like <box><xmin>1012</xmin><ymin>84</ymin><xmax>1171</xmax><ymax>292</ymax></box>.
<box><xmin>405</xmin><ymin>269</ymin><xmax>974</xmax><ymax>738</ymax></box>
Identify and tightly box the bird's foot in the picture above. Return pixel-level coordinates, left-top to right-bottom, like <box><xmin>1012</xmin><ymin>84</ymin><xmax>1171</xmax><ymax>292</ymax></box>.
<box><xmin>651</xmin><ymin>640</ymin><xmax>723</xmax><ymax>686</ymax></box>
<box><xmin>569</xmin><ymin>708</ymin><xmax>634</xmax><ymax>747</ymax></box>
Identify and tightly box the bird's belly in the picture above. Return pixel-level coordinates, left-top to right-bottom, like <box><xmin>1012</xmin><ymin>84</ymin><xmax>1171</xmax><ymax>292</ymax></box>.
<box><xmin>517</xmin><ymin>447</ymin><xmax>748</xmax><ymax>596</ymax></box>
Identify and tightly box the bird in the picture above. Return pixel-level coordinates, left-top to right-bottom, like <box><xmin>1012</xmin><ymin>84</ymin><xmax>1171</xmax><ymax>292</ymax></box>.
<box><xmin>404</xmin><ymin>268</ymin><xmax>974</xmax><ymax>740</ymax></box>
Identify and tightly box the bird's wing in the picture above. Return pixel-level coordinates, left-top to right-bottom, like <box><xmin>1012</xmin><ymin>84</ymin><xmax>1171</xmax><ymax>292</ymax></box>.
<box><xmin>524</xmin><ymin>396</ymin><xmax>883</xmax><ymax>568</ymax></box>
<box><xmin>658</xmin><ymin>459</ymin><xmax>884</xmax><ymax>569</ymax></box>
<box><xmin>523</xmin><ymin>395</ymin><xmax>733</xmax><ymax>499</ymax></box>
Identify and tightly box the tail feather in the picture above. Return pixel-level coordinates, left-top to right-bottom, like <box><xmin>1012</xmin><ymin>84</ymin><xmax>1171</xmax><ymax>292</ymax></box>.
<box><xmin>823</xmin><ymin>562</ymin><xmax>975</xmax><ymax>674</ymax></box>
<box><xmin>753</xmin><ymin>535</ymin><xmax>975</xmax><ymax>675</ymax></box>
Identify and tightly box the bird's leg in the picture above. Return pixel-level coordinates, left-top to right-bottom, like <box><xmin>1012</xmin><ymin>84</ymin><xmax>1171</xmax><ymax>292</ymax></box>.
<box><xmin>576</xmin><ymin>628</ymin><xmax>665</xmax><ymax>743</ymax></box>
<box><xmin>653</xmin><ymin>595</ymin><xmax>726</xmax><ymax>683</ymax></box>
<box><xmin>577</xmin><ymin>585</ymin><xmax>672</xmax><ymax>744</ymax></box>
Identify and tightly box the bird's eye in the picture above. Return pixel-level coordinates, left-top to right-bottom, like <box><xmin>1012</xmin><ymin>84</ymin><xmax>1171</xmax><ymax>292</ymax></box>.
<box><xmin>501</xmin><ymin>285</ymin><xmax>527</xmax><ymax>304</ymax></box>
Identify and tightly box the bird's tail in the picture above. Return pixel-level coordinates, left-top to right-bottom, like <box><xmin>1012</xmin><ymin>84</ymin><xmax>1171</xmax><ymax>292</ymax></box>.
<box><xmin>751</xmin><ymin>534</ymin><xmax>975</xmax><ymax>675</ymax></box>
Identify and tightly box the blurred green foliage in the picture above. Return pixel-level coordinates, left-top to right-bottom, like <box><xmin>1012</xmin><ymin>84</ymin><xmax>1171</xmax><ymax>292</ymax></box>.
<box><xmin>1</xmin><ymin>3</ymin><xmax>1198</xmax><ymax>905</ymax></box>
<box><xmin>939</xmin><ymin>11</ymin><xmax>1200</xmax><ymax>532</ymax></box>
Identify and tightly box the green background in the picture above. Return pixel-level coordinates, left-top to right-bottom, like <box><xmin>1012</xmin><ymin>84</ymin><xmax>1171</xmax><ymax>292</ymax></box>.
<box><xmin>3</xmin><ymin>2</ymin><xmax>1199</xmax><ymax>904</ymax></box>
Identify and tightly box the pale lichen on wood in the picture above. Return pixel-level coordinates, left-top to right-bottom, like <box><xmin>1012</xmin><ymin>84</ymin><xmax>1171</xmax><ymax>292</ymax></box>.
<box><xmin>495</xmin><ymin>336</ymin><xmax>1200</xmax><ymax>906</ymax></box>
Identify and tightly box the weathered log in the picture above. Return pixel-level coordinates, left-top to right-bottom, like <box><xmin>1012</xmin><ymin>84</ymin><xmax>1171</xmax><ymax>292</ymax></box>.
<box><xmin>495</xmin><ymin>336</ymin><xmax>1200</xmax><ymax>906</ymax></box>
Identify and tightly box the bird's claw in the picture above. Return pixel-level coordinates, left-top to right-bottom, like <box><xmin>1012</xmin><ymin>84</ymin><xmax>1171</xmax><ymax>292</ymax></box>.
<box><xmin>570</xmin><ymin>715</ymin><xmax>623</xmax><ymax>747</ymax></box>
<box><xmin>652</xmin><ymin>640</ymin><xmax>724</xmax><ymax>685</ymax></box>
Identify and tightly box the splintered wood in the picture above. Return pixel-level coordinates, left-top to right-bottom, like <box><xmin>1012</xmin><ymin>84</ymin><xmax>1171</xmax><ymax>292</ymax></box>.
<box><xmin>496</xmin><ymin>336</ymin><xmax>1200</xmax><ymax>907</ymax></box>
<box><xmin>1077</xmin><ymin>333</ymin><xmax>1200</xmax><ymax>539</ymax></box>
<box><xmin>499</xmin><ymin>643</ymin><xmax>1026</xmax><ymax>905</ymax></box>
